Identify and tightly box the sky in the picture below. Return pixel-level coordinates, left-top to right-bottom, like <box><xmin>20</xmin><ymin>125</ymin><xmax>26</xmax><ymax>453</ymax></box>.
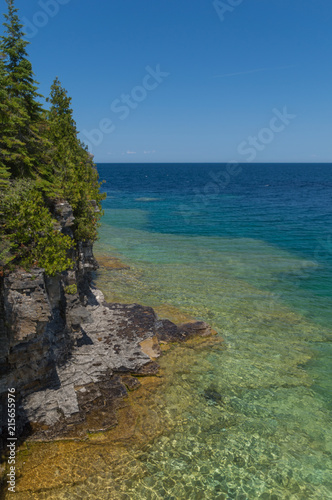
<box><xmin>1</xmin><ymin>0</ymin><xmax>332</xmax><ymax>163</ymax></box>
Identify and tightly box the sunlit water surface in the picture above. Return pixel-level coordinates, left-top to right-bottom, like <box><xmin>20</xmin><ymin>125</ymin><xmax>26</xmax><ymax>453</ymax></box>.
<box><xmin>8</xmin><ymin>164</ymin><xmax>332</xmax><ymax>499</ymax></box>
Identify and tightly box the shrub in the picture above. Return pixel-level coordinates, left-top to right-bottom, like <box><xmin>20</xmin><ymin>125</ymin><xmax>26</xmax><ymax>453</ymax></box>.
<box><xmin>64</xmin><ymin>284</ymin><xmax>78</xmax><ymax>295</ymax></box>
<box><xmin>0</xmin><ymin>180</ymin><xmax>73</xmax><ymax>276</ymax></box>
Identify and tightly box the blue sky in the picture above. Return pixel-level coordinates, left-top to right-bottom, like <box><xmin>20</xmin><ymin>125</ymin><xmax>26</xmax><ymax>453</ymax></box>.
<box><xmin>2</xmin><ymin>0</ymin><xmax>332</xmax><ymax>163</ymax></box>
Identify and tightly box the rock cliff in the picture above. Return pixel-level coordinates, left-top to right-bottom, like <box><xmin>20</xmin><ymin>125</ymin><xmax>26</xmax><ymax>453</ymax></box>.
<box><xmin>0</xmin><ymin>202</ymin><xmax>213</xmax><ymax>452</ymax></box>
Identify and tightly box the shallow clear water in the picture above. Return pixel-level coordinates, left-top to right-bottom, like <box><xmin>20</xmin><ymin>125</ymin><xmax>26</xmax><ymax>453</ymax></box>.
<box><xmin>9</xmin><ymin>164</ymin><xmax>332</xmax><ymax>499</ymax></box>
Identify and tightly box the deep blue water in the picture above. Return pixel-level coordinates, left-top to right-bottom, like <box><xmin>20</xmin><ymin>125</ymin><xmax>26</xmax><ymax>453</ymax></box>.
<box><xmin>99</xmin><ymin>163</ymin><xmax>332</xmax><ymax>248</ymax></box>
<box><xmin>98</xmin><ymin>163</ymin><xmax>332</xmax><ymax>248</ymax></box>
<box><xmin>88</xmin><ymin>163</ymin><xmax>332</xmax><ymax>499</ymax></box>
<box><xmin>21</xmin><ymin>164</ymin><xmax>331</xmax><ymax>499</ymax></box>
<box><xmin>98</xmin><ymin>163</ymin><xmax>332</xmax><ymax>327</ymax></box>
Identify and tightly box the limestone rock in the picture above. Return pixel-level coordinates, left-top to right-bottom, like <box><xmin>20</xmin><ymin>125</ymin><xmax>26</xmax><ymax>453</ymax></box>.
<box><xmin>3</xmin><ymin>269</ymin><xmax>52</xmax><ymax>344</ymax></box>
<box><xmin>54</xmin><ymin>200</ymin><xmax>75</xmax><ymax>237</ymax></box>
<box><xmin>0</xmin><ymin>210</ymin><xmax>217</xmax><ymax>445</ymax></box>
<box><xmin>155</xmin><ymin>318</ymin><xmax>214</xmax><ymax>342</ymax></box>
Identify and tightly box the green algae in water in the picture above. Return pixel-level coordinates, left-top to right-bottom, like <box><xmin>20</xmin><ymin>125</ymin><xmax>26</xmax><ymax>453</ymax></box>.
<box><xmin>8</xmin><ymin>219</ymin><xmax>332</xmax><ymax>499</ymax></box>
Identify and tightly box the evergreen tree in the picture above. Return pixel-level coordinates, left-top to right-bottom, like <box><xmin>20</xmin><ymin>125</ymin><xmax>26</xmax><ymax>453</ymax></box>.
<box><xmin>0</xmin><ymin>59</ymin><xmax>11</xmax><ymax>187</ymax></box>
<box><xmin>0</xmin><ymin>52</ymin><xmax>28</xmax><ymax>183</ymax></box>
<box><xmin>47</xmin><ymin>77</ymin><xmax>105</xmax><ymax>241</ymax></box>
<box><xmin>0</xmin><ymin>0</ymin><xmax>51</xmax><ymax>178</ymax></box>
<box><xmin>0</xmin><ymin>161</ymin><xmax>10</xmax><ymax>189</ymax></box>
<box><xmin>2</xmin><ymin>0</ymin><xmax>42</xmax><ymax>119</ymax></box>
<box><xmin>0</xmin><ymin>163</ymin><xmax>10</xmax><ymax>188</ymax></box>
<box><xmin>0</xmin><ymin>53</ymin><xmax>12</xmax><ymax>267</ymax></box>
<box><xmin>46</xmin><ymin>77</ymin><xmax>81</xmax><ymax>194</ymax></box>
<box><xmin>0</xmin><ymin>1</ymin><xmax>106</xmax><ymax>275</ymax></box>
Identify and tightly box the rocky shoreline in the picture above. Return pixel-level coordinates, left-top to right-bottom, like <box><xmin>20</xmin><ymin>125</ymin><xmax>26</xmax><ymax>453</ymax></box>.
<box><xmin>0</xmin><ymin>202</ymin><xmax>215</xmax><ymax>461</ymax></box>
<box><xmin>18</xmin><ymin>285</ymin><xmax>214</xmax><ymax>442</ymax></box>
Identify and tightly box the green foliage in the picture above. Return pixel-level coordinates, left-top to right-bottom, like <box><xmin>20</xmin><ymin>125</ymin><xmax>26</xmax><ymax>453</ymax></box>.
<box><xmin>0</xmin><ymin>163</ymin><xmax>10</xmax><ymax>189</ymax></box>
<box><xmin>64</xmin><ymin>284</ymin><xmax>78</xmax><ymax>295</ymax></box>
<box><xmin>46</xmin><ymin>77</ymin><xmax>106</xmax><ymax>242</ymax></box>
<box><xmin>0</xmin><ymin>1</ymin><xmax>106</xmax><ymax>276</ymax></box>
<box><xmin>2</xmin><ymin>0</ymin><xmax>42</xmax><ymax>118</ymax></box>
<box><xmin>0</xmin><ymin>0</ymin><xmax>51</xmax><ymax>179</ymax></box>
<box><xmin>0</xmin><ymin>56</ymin><xmax>20</xmax><ymax>184</ymax></box>
<box><xmin>0</xmin><ymin>180</ymin><xmax>73</xmax><ymax>275</ymax></box>
<box><xmin>0</xmin><ymin>235</ymin><xmax>12</xmax><ymax>268</ymax></box>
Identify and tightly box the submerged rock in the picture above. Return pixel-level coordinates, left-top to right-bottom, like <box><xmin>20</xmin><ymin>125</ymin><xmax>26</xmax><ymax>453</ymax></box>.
<box><xmin>0</xmin><ymin>269</ymin><xmax>217</xmax><ymax>444</ymax></box>
<box><xmin>202</xmin><ymin>387</ymin><xmax>224</xmax><ymax>406</ymax></box>
<box><xmin>156</xmin><ymin>318</ymin><xmax>215</xmax><ymax>342</ymax></box>
<box><xmin>0</xmin><ymin>201</ymin><xmax>217</xmax><ymax>447</ymax></box>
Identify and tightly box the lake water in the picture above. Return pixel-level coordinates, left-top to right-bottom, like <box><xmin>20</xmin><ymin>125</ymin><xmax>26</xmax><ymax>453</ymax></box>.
<box><xmin>10</xmin><ymin>163</ymin><xmax>332</xmax><ymax>499</ymax></box>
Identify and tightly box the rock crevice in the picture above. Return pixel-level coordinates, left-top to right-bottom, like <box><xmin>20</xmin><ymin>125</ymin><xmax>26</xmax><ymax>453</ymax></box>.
<box><xmin>0</xmin><ymin>202</ymin><xmax>214</xmax><ymax>447</ymax></box>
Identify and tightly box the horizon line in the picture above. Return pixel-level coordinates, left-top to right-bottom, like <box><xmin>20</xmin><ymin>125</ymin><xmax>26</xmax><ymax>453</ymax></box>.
<box><xmin>95</xmin><ymin>161</ymin><xmax>332</xmax><ymax>165</ymax></box>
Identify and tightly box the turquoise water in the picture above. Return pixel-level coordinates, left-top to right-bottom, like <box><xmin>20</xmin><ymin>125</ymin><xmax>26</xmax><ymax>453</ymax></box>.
<box><xmin>12</xmin><ymin>164</ymin><xmax>332</xmax><ymax>499</ymax></box>
<box><xmin>92</xmin><ymin>164</ymin><xmax>332</xmax><ymax>499</ymax></box>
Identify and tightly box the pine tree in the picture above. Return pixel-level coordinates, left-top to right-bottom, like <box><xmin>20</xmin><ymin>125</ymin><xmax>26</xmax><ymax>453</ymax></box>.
<box><xmin>0</xmin><ymin>162</ymin><xmax>10</xmax><ymax>189</ymax></box>
<box><xmin>0</xmin><ymin>0</ymin><xmax>51</xmax><ymax>178</ymax></box>
<box><xmin>0</xmin><ymin>1</ymin><xmax>106</xmax><ymax>274</ymax></box>
<box><xmin>0</xmin><ymin>59</ymin><xmax>11</xmax><ymax>188</ymax></box>
<box><xmin>46</xmin><ymin>77</ymin><xmax>81</xmax><ymax>194</ymax></box>
<box><xmin>2</xmin><ymin>0</ymin><xmax>42</xmax><ymax>119</ymax></box>
<box><xmin>0</xmin><ymin>52</ymin><xmax>28</xmax><ymax>184</ymax></box>
<box><xmin>47</xmin><ymin>77</ymin><xmax>105</xmax><ymax>241</ymax></box>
